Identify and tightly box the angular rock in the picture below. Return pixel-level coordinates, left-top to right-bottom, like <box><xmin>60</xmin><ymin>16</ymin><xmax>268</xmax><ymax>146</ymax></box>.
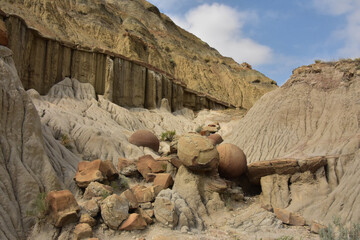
<box><xmin>46</xmin><ymin>190</ymin><xmax>80</xmax><ymax>227</ymax></box>
<box><xmin>136</xmin><ymin>208</ymin><xmax>154</xmax><ymax>224</ymax></box>
<box><xmin>217</xmin><ymin>143</ymin><xmax>247</xmax><ymax>179</ymax></box>
<box><xmin>153</xmin><ymin>196</ymin><xmax>178</xmax><ymax>228</ymax></box>
<box><xmin>137</xmin><ymin>155</ymin><xmax>166</xmax><ymax>181</ymax></box>
<box><xmin>79</xmin><ymin>214</ymin><xmax>97</xmax><ymax>227</ymax></box>
<box><xmin>129</xmin><ymin>129</ymin><xmax>160</xmax><ymax>152</ymax></box>
<box><xmin>84</xmin><ymin>182</ymin><xmax>113</xmax><ymax>200</ymax></box>
<box><xmin>177</xmin><ymin>134</ymin><xmax>219</xmax><ymax>172</ymax></box>
<box><xmin>202</xmin><ymin>126</ymin><xmax>218</xmax><ymax>133</ymax></box>
<box><xmin>118</xmin><ymin>158</ymin><xmax>138</xmax><ymax>177</ymax></box>
<box><xmin>119</xmin><ymin>213</ymin><xmax>147</xmax><ymax>231</ymax></box>
<box><xmin>274</xmin><ymin>208</ymin><xmax>305</xmax><ymax>226</ymax></box>
<box><xmin>310</xmin><ymin>221</ymin><xmax>327</xmax><ymax>234</ymax></box>
<box><xmin>99</xmin><ymin>160</ymin><xmax>119</xmax><ymax>181</ymax></box>
<box><xmin>73</xmin><ymin>223</ymin><xmax>92</xmax><ymax>240</ymax></box>
<box><xmin>74</xmin><ymin>160</ymin><xmax>105</xmax><ymax>188</ymax></box>
<box><xmin>132</xmin><ymin>185</ymin><xmax>156</xmax><ymax>203</ymax></box>
<box><xmin>154</xmin><ymin>189</ymin><xmax>199</xmax><ymax>230</ymax></box>
<box><xmin>0</xmin><ymin>19</ymin><xmax>8</xmax><ymax>46</ymax></box>
<box><xmin>100</xmin><ymin>194</ymin><xmax>129</xmax><ymax>230</ymax></box>
<box><xmin>81</xmin><ymin>198</ymin><xmax>100</xmax><ymax>217</ymax></box>
<box><xmin>120</xmin><ymin>189</ymin><xmax>139</xmax><ymax>209</ymax></box>
<box><xmin>207</xmin><ymin>134</ymin><xmax>223</xmax><ymax>145</ymax></box>
<box><xmin>154</xmin><ymin>173</ymin><xmax>174</xmax><ymax>190</ymax></box>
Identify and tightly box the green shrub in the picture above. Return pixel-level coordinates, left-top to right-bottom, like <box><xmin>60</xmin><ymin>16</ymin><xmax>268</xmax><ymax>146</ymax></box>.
<box><xmin>119</xmin><ymin>175</ymin><xmax>130</xmax><ymax>189</ymax></box>
<box><xmin>276</xmin><ymin>236</ymin><xmax>294</xmax><ymax>240</ymax></box>
<box><xmin>315</xmin><ymin>59</ymin><xmax>322</xmax><ymax>64</ymax></box>
<box><xmin>169</xmin><ymin>59</ymin><xmax>176</xmax><ymax>68</ymax></box>
<box><xmin>320</xmin><ymin>216</ymin><xmax>360</xmax><ymax>240</ymax></box>
<box><xmin>60</xmin><ymin>134</ymin><xmax>72</xmax><ymax>149</ymax></box>
<box><xmin>195</xmin><ymin>125</ymin><xmax>203</xmax><ymax>133</ymax></box>
<box><xmin>26</xmin><ymin>192</ymin><xmax>48</xmax><ymax>219</ymax></box>
<box><xmin>161</xmin><ymin>130</ymin><xmax>176</xmax><ymax>142</ymax></box>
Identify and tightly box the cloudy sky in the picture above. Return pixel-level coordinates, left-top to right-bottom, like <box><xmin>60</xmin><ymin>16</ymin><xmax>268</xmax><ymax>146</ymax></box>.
<box><xmin>148</xmin><ymin>0</ymin><xmax>360</xmax><ymax>85</ymax></box>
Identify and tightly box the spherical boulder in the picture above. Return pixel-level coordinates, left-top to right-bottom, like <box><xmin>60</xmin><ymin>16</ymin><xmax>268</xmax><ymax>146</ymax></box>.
<box><xmin>207</xmin><ymin>134</ymin><xmax>224</xmax><ymax>145</ymax></box>
<box><xmin>129</xmin><ymin>129</ymin><xmax>159</xmax><ymax>152</ymax></box>
<box><xmin>217</xmin><ymin>143</ymin><xmax>247</xmax><ymax>179</ymax></box>
<box><xmin>177</xmin><ymin>134</ymin><xmax>219</xmax><ymax>172</ymax></box>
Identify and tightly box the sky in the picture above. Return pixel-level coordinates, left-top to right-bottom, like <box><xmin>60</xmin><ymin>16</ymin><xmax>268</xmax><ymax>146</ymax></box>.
<box><xmin>147</xmin><ymin>0</ymin><xmax>360</xmax><ymax>85</ymax></box>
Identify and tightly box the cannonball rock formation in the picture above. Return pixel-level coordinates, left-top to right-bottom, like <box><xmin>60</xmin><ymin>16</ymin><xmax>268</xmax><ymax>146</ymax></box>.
<box><xmin>207</xmin><ymin>134</ymin><xmax>224</xmax><ymax>145</ymax></box>
<box><xmin>129</xmin><ymin>130</ymin><xmax>160</xmax><ymax>152</ymax></box>
<box><xmin>216</xmin><ymin>143</ymin><xmax>247</xmax><ymax>179</ymax></box>
<box><xmin>177</xmin><ymin>134</ymin><xmax>219</xmax><ymax>172</ymax></box>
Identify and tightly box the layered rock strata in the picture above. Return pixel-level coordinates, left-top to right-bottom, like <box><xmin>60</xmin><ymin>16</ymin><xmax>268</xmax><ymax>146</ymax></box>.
<box><xmin>1</xmin><ymin>13</ymin><xmax>232</xmax><ymax>111</ymax></box>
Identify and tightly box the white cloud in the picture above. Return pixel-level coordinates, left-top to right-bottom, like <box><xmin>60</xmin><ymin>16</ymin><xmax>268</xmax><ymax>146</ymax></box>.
<box><xmin>313</xmin><ymin>0</ymin><xmax>360</xmax><ymax>57</ymax></box>
<box><xmin>170</xmin><ymin>3</ymin><xmax>273</xmax><ymax>65</ymax></box>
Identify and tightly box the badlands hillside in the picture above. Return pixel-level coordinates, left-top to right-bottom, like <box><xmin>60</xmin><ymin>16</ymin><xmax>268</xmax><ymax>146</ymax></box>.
<box><xmin>0</xmin><ymin>1</ymin><xmax>360</xmax><ymax>240</ymax></box>
<box><xmin>0</xmin><ymin>0</ymin><xmax>277</xmax><ymax>109</ymax></box>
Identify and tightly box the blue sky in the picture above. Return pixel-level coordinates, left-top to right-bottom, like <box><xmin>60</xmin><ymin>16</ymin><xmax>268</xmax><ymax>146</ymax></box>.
<box><xmin>148</xmin><ymin>0</ymin><xmax>360</xmax><ymax>85</ymax></box>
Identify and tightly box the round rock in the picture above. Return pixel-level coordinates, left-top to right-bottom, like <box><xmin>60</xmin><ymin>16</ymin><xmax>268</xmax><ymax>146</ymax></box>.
<box><xmin>177</xmin><ymin>134</ymin><xmax>219</xmax><ymax>172</ymax></box>
<box><xmin>207</xmin><ymin>134</ymin><xmax>224</xmax><ymax>145</ymax></box>
<box><xmin>129</xmin><ymin>129</ymin><xmax>160</xmax><ymax>152</ymax></box>
<box><xmin>217</xmin><ymin>143</ymin><xmax>247</xmax><ymax>178</ymax></box>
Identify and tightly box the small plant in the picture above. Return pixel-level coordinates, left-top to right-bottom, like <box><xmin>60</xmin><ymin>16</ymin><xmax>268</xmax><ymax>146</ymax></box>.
<box><xmin>169</xmin><ymin>59</ymin><xmax>176</xmax><ymax>68</ymax></box>
<box><xmin>26</xmin><ymin>192</ymin><xmax>48</xmax><ymax>219</ymax></box>
<box><xmin>60</xmin><ymin>134</ymin><xmax>72</xmax><ymax>149</ymax></box>
<box><xmin>195</xmin><ymin>125</ymin><xmax>203</xmax><ymax>133</ymax></box>
<box><xmin>315</xmin><ymin>59</ymin><xmax>322</xmax><ymax>64</ymax></box>
<box><xmin>320</xmin><ymin>216</ymin><xmax>360</xmax><ymax>240</ymax></box>
<box><xmin>101</xmin><ymin>190</ymin><xmax>111</xmax><ymax>199</ymax></box>
<box><xmin>165</xmin><ymin>46</ymin><xmax>170</xmax><ymax>52</ymax></box>
<box><xmin>276</xmin><ymin>237</ymin><xmax>294</xmax><ymax>240</ymax></box>
<box><xmin>161</xmin><ymin>130</ymin><xmax>176</xmax><ymax>142</ymax></box>
<box><xmin>119</xmin><ymin>175</ymin><xmax>130</xmax><ymax>189</ymax></box>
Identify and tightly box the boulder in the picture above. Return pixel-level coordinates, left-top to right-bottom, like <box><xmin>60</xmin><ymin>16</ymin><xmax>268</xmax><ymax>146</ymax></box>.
<box><xmin>154</xmin><ymin>173</ymin><xmax>174</xmax><ymax>190</ymax></box>
<box><xmin>119</xmin><ymin>213</ymin><xmax>147</xmax><ymax>231</ymax></box>
<box><xmin>131</xmin><ymin>185</ymin><xmax>156</xmax><ymax>203</ymax></box>
<box><xmin>46</xmin><ymin>190</ymin><xmax>80</xmax><ymax>227</ymax></box>
<box><xmin>79</xmin><ymin>214</ymin><xmax>97</xmax><ymax>227</ymax></box>
<box><xmin>137</xmin><ymin>155</ymin><xmax>166</xmax><ymax>181</ymax></box>
<box><xmin>100</xmin><ymin>194</ymin><xmax>129</xmax><ymax>230</ymax></box>
<box><xmin>74</xmin><ymin>160</ymin><xmax>104</xmax><ymax>188</ymax></box>
<box><xmin>310</xmin><ymin>221</ymin><xmax>327</xmax><ymax>234</ymax></box>
<box><xmin>0</xmin><ymin>20</ymin><xmax>8</xmax><ymax>46</ymax></box>
<box><xmin>81</xmin><ymin>198</ymin><xmax>100</xmax><ymax>217</ymax></box>
<box><xmin>129</xmin><ymin>129</ymin><xmax>160</xmax><ymax>152</ymax></box>
<box><xmin>136</xmin><ymin>208</ymin><xmax>154</xmax><ymax>224</ymax></box>
<box><xmin>177</xmin><ymin>134</ymin><xmax>219</xmax><ymax>172</ymax></box>
<box><xmin>73</xmin><ymin>223</ymin><xmax>92</xmax><ymax>240</ymax></box>
<box><xmin>154</xmin><ymin>189</ymin><xmax>198</xmax><ymax>230</ymax></box>
<box><xmin>84</xmin><ymin>182</ymin><xmax>113</xmax><ymax>200</ymax></box>
<box><xmin>274</xmin><ymin>208</ymin><xmax>305</xmax><ymax>226</ymax></box>
<box><xmin>118</xmin><ymin>158</ymin><xmax>138</xmax><ymax>177</ymax></box>
<box><xmin>217</xmin><ymin>143</ymin><xmax>247</xmax><ymax>179</ymax></box>
<box><xmin>207</xmin><ymin>134</ymin><xmax>223</xmax><ymax>145</ymax></box>
<box><xmin>153</xmin><ymin>196</ymin><xmax>178</xmax><ymax>228</ymax></box>
<box><xmin>99</xmin><ymin>160</ymin><xmax>119</xmax><ymax>181</ymax></box>
<box><xmin>120</xmin><ymin>189</ymin><xmax>139</xmax><ymax>209</ymax></box>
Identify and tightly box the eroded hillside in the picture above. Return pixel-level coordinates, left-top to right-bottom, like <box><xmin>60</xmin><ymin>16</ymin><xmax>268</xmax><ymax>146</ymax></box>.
<box><xmin>0</xmin><ymin>0</ymin><xmax>277</xmax><ymax>109</ymax></box>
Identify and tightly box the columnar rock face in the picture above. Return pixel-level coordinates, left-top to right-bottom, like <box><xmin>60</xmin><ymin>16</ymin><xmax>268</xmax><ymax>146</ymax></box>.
<box><xmin>0</xmin><ymin>0</ymin><xmax>277</xmax><ymax>109</ymax></box>
<box><xmin>222</xmin><ymin>60</ymin><xmax>360</xmax><ymax>225</ymax></box>
<box><xmin>0</xmin><ymin>13</ymin><xmax>232</xmax><ymax>111</ymax></box>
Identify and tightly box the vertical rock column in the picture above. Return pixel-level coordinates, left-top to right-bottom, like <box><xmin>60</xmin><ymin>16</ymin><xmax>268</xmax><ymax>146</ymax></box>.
<box><xmin>113</xmin><ymin>58</ymin><xmax>146</xmax><ymax>107</ymax></box>
<box><xmin>171</xmin><ymin>83</ymin><xmax>184</xmax><ymax>112</ymax></box>
<box><xmin>145</xmin><ymin>70</ymin><xmax>158</xmax><ymax>109</ymax></box>
<box><xmin>162</xmin><ymin>76</ymin><xmax>172</xmax><ymax>109</ymax></box>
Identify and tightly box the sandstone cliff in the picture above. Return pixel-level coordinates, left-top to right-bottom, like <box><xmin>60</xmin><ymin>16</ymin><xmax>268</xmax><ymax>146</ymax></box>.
<box><xmin>0</xmin><ymin>0</ymin><xmax>277</xmax><ymax>109</ymax></box>
<box><xmin>221</xmin><ymin>59</ymin><xmax>360</xmax><ymax>225</ymax></box>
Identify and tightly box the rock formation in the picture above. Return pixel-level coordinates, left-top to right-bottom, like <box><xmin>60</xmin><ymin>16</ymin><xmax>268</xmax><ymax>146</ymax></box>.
<box><xmin>222</xmin><ymin>59</ymin><xmax>360</xmax><ymax>225</ymax></box>
<box><xmin>0</xmin><ymin>0</ymin><xmax>277</xmax><ymax>109</ymax></box>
